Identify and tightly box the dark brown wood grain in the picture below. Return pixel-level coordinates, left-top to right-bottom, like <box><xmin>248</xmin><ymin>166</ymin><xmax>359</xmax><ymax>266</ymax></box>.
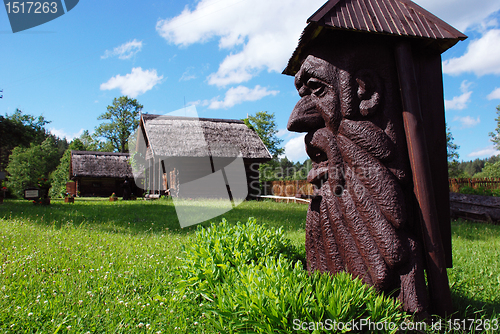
<box><xmin>283</xmin><ymin>0</ymin><xmax>467</xmax><ymax>318</ymax></box>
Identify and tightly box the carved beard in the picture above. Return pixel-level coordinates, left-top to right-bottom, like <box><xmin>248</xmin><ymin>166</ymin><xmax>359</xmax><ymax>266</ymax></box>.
<box><xmin>304</xmin><ymin>118</ymin><xmax>429</xmax><ymax>313</ymax></box>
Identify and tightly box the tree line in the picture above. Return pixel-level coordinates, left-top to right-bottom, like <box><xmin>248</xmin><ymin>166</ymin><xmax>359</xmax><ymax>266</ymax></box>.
<box><xmin>3</xmin><ymin>98</ymin><xmax>498</xmax><ymax>199</ymax></box>
<box><xmin>243</xmin><ymin>111</ymin><xmax>312</xmax><ymax>182</ymax></box>
<box><xmin>1</xmin><ymin>98</ymin><xmax>290</xmax><ymax>199</ymax></box>
<box><xmin>1</xmin><ymin>96</ymin><xmax>142</xmax><ymax>198</ymax></box>
<box><xmin>448</xmin><ymin>104</ymin><xmax>500</xmax><ymax>179</ymax></box>
<box><xmin>448</xmin><ymin>156</ymin><xmax>500</xmax><ymax>178</ymax></box>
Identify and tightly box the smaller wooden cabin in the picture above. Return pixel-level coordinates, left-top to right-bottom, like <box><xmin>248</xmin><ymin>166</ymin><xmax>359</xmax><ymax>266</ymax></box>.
<box><xmin>69</xmin><ymin>151</ymin><xmax>137</xmax><ymax>197</ymax></box>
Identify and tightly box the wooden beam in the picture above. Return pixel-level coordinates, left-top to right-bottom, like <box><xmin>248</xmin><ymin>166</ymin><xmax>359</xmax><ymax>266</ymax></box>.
<box><xmin>395</xmin><ymin>41</ymin><xmax>453</xmax><ymax>317</ymax></box>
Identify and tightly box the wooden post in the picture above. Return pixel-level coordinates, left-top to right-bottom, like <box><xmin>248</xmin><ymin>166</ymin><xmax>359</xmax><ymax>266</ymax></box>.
<box><xmin>148</xmin><ymin>158</ymin><xmax>153</xmax><ymax>195</ymax></box>
<box><xmin>395</xmin><ymin>41</ymin><xmax>453</xmax><ymax>317</ymax></box>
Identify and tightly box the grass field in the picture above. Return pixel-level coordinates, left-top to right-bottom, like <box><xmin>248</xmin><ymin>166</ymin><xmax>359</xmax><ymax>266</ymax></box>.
<box><xmin>0</xmin><ymin>197</ymin><xmax>499</xmax><ymax>333</ymax></box>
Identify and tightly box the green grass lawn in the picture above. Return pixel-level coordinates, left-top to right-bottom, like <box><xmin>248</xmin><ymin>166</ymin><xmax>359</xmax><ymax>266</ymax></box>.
<box><xmin>448</xmin><ymin>220</ymin><xmax>500</xmax><ymax>319</ymax></box>
<box><xmin>0</xmin><ymin>198</ymin><xmax>498</xmax><ymax>333</ymax></box>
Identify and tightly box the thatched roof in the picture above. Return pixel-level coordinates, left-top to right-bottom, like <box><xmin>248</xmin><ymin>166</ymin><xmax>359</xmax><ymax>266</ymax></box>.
<box><xmin>140</xmin><ymin>115</ymin><xmax>272</xmax><ymax>161</ymax></box>
<box><xmin>70</xmin><ymin>151</ymin><xmax>133</xmax><ymax>178</ymax></box>
<box><xmin>283</xmin><ymin>0</ymin><xmax>467</xmax><ymax>75</ymax></box>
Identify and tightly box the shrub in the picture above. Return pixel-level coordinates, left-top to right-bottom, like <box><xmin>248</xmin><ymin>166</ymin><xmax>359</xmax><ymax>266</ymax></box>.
<box><xmin>177</xmin><ymin>218</ymin><xmax>302</xmax><ymax>294</ymax></box>
<box><xmin>458</xmin><ymin>186</ymin><xmax>499</xmax><ymax>197</ymax></box>
<box><xmin>50</xmin><ymin>139</ymin><xmax>87</xmax><ymax>198</ymax></box>
<box><xmin>6</xmin><ymin>137</ymin><xmax>60</xmax><ymax>198</ymax></box>
<box><xmin>491</xmin><ymin>189</ymin><xmax>500</xmax><ymax>197</ymax></box>
<box><xmin>176</xmin><ymin>218</ymin><xmax>407</xmax><ymax>333</ymax></box>
<box><xmin>458</xmin><ymin>186</ymin><xmax>481</xmax><ymax>195</ymax></box>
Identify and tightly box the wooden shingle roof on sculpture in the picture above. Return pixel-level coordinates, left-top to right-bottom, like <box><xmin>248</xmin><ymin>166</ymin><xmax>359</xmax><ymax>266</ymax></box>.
<box><xmin>70</xmin><ymin>151</ymin><xmax>133</xmax><ymax>178</ymax></box>
<box><xmin>140</xmin><ymin>114</ymin><xmax>272</xmax><ymax>161</ymax></box>
<box><xmin>283</xmin><ymin>0</ymin><xmax>467</xmax><ymax>75</ymax></box>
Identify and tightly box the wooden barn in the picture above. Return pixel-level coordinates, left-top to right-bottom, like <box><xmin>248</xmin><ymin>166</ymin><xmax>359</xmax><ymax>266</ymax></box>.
<box><xmin>136</xmin><ymin>114</ymin><xmax>272</xmax><ymax>199</ymax></box>
<box><xmin>69</xmin><ymin>151</ymin><xmax>138</xmax><ymax>197</ymax></box>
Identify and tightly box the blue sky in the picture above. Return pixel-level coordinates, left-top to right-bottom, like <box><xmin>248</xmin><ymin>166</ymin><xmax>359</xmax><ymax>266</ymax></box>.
<box><xmin>2</xmin><ymin>0</ymin><xmax>500</xmax><ymax>163</ymax></box>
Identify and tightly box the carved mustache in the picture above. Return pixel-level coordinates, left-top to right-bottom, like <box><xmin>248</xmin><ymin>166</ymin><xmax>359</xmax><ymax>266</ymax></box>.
<box><xmin>305</xmin><ymin>128</ymin><xmax>345</xmax><ymax>196</ymax></box>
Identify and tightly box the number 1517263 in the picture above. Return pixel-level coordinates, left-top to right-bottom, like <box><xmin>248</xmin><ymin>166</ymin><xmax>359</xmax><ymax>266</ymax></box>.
<box><xmin>5</xmin><ymin>2</ymin><xmax>58</xmax><ymax>14</ymax></box>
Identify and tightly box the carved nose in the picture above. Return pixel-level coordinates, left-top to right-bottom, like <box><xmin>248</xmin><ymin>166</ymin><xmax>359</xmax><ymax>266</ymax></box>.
<box><xmin>287</xmin><ymin>97</ymin><xmax>325</xmax><ymax>132</ymax></box>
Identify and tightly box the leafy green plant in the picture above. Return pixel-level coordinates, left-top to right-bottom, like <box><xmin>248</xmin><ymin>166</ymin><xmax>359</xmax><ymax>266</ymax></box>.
<box><xmin>176</xmin><ymin>218</ymin><xmax>302</xmax><ymax>294</ymax></box>
<box><xmin>176</xmin><ymin>219</ymin><xmax>407</xmax><ymax>333</ymax></box>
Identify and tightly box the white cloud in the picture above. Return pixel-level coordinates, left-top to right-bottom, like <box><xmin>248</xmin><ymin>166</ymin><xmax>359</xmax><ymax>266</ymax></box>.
<box><xmin>277</xmin><ymin>129</ymin><xmax>289</xmax><ymax>138</ymax></box>
<box><xmin>50</xmin><ymin>128</ymin><xmax>84</xmax><ymax>141</ymax></box>
<box><xmin>277</xmin><ymin>128</ymin><xmax>304</xmax><ymax>141</ymax></box>
<box><xmin>487</xmin><ymin>87</ymin><xmax>500</xmax><ymax>100</ymax></box>
<box><xmin>416</xmin><ymin>0</ymin><xmax>500</xmax><ymax>32</ymax></box>
<box><xmin>100</xmin><ymin>67</ymin><xmax>163</xmax><ymax>98</ymax></box>
<box><xmin>284</xmin><ymin>134</ymin><xmax>307</xmax><ymax>162</ymax></box>
<box><xmin>443</xmin><ymin>29</ymin><xmax>500</xmax><ymax>76</ymax></box>
<box><xmin>207</xmin><ymin>85</ymin><xmax>278</xmax><ymax>109</ymax></box>
<box><xmin>187</xmin><ymin>100</ymin><xmax>209</xmax><ymax>107</ymax></box>
<box><xmin>165</xmin><ymin>105</ymin><xmax>199</xmax><ymax>118</ymax></box>
<box><xmin>156</xmin><ymin>0</ymin><xmax>500</xmax><ymax>88</ymax></box>
<box><xmin>454</xmin><ymin>115</ymin><xmax>480</xmax><ymax>128</ymax></box>
<box><xmin>179</xmin><ymin>67</ymin><xmax>197</xmax><ymax>81</ymax></box>
<box><xmin>156</xmin><ymin>0</ymin><xmax>325</xmax><ymax>87</ymax></box>
<box><xmin>468</xmin><ymin>145</ymin><xmax>500</xmax><ymax>158</ymax></box>
<box><xmin>101</xmin><ymin>39</ymin><xmax>143</xmax><ymax>60</ymax></box>
<box><xmin>445</xmin><ymin>80</ymin><xmax>473</xmax><ymax>110</ymax></box>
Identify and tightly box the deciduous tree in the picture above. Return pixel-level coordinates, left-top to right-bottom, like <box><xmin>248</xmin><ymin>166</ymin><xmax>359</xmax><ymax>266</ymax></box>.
<box><xmin>473</xmin><ymin>160</ymin><xmax>500</xmax><ymax>178</ymax></box>
<box><xmin>94</xmin><ymin>96</ymin><xmax>143</xmax><ymax>153</ymax></box>
<box><xmin>446</xmin><ymin>125</ymin><xmax>468</xmax><ymax>178</ymax></box>
<box><xmin>446</xmin><ymin>126</ymin><xmax>459</xmax><ymax>162</ymax></box>
<box><xmin>0</xmin><ymin>109</ymin><xmax>51</xmax><ymax>171</ymax></box>
<box><xmin>78</xmin><ymin>130</ymin><xmax>114</xmax><ymax>152</ymax></box>
<box><xmin>244</xmin><ymin>111</ymin><xmax>284</xmax><ymax>158</ymax></box>
<box><xmin>244</xmin><ymin>111</ymin><xmax>285</xmax><ymax>184</ymax></box>
<box><xmin>489</xmin><ymin>104</ymin><xmax>500</xmax><ymax>150</ymax></box>
<box><xmin>6</xmin><ymin>137</ymin><xmax>60</xmax><ymax>198</ymax></box>
<box><xmin>49</xmin><ymin>139</ymin><xmax>86</xmax><ymax>198</ymax></box>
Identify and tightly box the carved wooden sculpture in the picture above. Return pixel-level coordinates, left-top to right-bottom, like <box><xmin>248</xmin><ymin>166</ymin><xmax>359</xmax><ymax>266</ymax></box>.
<box><xmin>283</xmin><ymin>0</ymin><xmax>467</xmax><ymax>317</ymax></box>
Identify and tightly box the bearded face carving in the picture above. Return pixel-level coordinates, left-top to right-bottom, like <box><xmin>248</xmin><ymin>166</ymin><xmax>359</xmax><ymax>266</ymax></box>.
<box><xmin>288</xmin><ymin>42</ymin><xmax>429</xmax><ymax>313</ymax></box>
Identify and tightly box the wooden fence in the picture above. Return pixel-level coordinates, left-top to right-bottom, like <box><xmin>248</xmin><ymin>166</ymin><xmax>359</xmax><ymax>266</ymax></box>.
<box><xmin>262</xmin><ymin>180</ymin><xmax>314</xmax><ymax>197</ymax></box>
<box><xmin>449</xmin><ymin>178</ymin><xmax>500</xmax><ymax>193</ymax></box>
<box><xmin>264</xmin><ymin>178</ymin><xmax>500</xmax><ymax>197</ymax></box>
<box><xmin>262</xmin><ymin>179</ymin><xmax>500</xmax><ymax>222</ymax></box>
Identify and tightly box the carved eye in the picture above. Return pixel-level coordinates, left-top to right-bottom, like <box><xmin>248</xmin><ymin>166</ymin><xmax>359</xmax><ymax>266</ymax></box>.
<box><xmin>307</xmin><ymin>78</ymin><xmax>327</xmax><ymax>97</ymax></box>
